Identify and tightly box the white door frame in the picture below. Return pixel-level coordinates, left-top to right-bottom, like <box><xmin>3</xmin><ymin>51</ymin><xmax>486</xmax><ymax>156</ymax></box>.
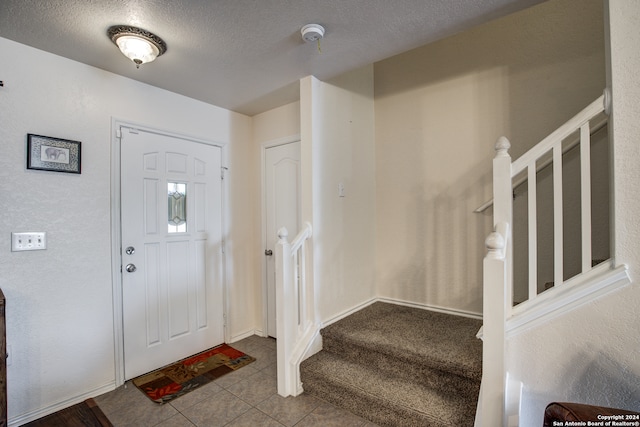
<box><xmin>260</xmin><ymin>135</ymin><xmax>301</xmax><ymax>337</ymax></box>
<box><xmin>110</xmin><ymin>118</ymin><xmax>229</xmax><ymax>386</ymax></box>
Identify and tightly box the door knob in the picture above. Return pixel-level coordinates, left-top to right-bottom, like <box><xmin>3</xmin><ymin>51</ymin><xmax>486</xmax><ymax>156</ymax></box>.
<box><xmin>125</xmin><ymin>263</ymin><xmax>137</xmax><ymax>273</ymax></box>
<box><xmin>125</xmin><ymin>246</ymin><xmax>135</xmax><ymax>255</ymax></box>
<box><xmin>265</xmin><ymin>249</ymin><xmax>273</xmax><ymax>256</ymax></box>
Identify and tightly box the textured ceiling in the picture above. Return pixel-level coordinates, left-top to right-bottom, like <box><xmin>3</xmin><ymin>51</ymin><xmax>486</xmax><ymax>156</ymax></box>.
<box><xmin>0</xmin><ymin>0</ymin><xmax>544</xmax><ymax>116</ymax></box>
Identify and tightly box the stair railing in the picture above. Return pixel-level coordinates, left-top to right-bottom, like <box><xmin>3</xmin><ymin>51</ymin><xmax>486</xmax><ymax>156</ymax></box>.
<box><xmin>275</xmin><ymin>222</ymin><xmax>314</xmax><ymax>397</ymax></box>
<box><xmin>500</xmin><ymin>94</ymin><xmax>606</xmax><ymax>312</ymax></box>
<box><xmin>479</xmin><ymin>94</ymin><xmax>608</xmax><ymax>426</ymax></box>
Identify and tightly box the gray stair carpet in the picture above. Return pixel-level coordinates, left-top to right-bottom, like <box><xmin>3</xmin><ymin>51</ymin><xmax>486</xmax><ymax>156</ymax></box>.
<box><xmin>300</xmin><ymin>302</ymin><xmax>482</xmax><ymax>426</ymax></box>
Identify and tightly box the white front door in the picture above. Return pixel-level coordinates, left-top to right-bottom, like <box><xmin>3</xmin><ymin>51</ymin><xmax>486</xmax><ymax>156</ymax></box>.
<box><xmin>120</xmin><ymin>127</ymin><xmax>224</xmax><ymax>380</ymax></box>
<box><xmin>264</xmin><ymin>141</ymin><xmax>301</xmax><ymax>338</ymax></box>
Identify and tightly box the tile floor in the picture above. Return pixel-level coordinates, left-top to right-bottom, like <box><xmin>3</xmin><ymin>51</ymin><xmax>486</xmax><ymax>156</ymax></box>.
<box><xmin>94</xmin><ymin>335</ymin><xmax>378</xmax><ymax>427</ymax></box>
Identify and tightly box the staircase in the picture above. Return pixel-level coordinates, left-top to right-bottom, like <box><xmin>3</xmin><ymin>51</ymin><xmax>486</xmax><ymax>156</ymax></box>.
<box><xmin>300</xmin><ymin>302</ymin><xmax>482</xmax><ymax>426</ymax></box>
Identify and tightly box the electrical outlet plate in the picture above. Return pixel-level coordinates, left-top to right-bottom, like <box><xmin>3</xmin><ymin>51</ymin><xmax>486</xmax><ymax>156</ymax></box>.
<box><xmin>11</xmin><ymin>232</ymin><xmax>47</xmax><ymax>251</ymax></box>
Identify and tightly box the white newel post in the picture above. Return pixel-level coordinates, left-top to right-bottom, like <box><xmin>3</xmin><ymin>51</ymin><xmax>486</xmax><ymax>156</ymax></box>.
<box><xmin>482</xmin><ymin>229</ymin><xmax>507</xmax><ymax>427</ymax></box>
<box><xmin>480</xmin><ymin>137</ymin><xmax>512</xmax><ymax>427</ymax></box>
<box><xmin>493</xmin><ymin>137</ymin><xmax>513</xmax><ymax>293</ymax></box>
<box><xmin>275</xmin><ymin>227</ymin><xmax>294</xmax><ymax>397</ymax></box>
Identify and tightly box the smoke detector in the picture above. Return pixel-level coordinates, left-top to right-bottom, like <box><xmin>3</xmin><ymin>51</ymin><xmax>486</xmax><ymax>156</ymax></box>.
<box><xmin>301</xmin><ymin>24</ymin><xmax>325</xmax><ymax>43</ymax></box>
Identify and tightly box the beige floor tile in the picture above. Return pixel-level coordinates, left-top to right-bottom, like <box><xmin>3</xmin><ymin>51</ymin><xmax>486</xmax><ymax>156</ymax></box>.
<box><xmin>94</xmin><ymin>382</ymin><xmax>179</xmax><ymax>427</ymax></box>
<box><xmin>295</xmin><ymin>401</ymin><xmax>372</xmax><ymax>427</ymax></box>
<box><xmin>155</xmin><ymin>413</ymin><xmax>196</xmax><ymax>427</ymax></box>
<box><xmin>90</xmin><ymin>337</ymin><xmax>374</xmax><ymax>427</ymax></box>
<box><xmin>250</xmin><ymin>347</ymin><xmax>277</xmax><ymax>371</ymax></box>
<box><xmin>169</xmin><ymin>380</ymin><xmax>223</xmax><ymax>412</ymax></box>
<box><xmin>226</xmin><ymin>370</ymin><xmax>277</xmax><ymax>406</ymax></box>
<box><xmin>230</xmin><ymin>336</ymin><xmax>268</xmax><ymax>354</ymax></box>
<box><xmin>255</xmin><ymin>393</ymin><xmax>322</xmax><ymax>427</ymax></box>
<box><xmin>260</xmin><ymin>361</ymin><xmax>278</xmax><ymax>379</ymax></box>
<box><xmin>180</xmin><ymin>389</ymin><xmax>252</xmax><ymax>427</ymax></box>
<box><xmin>224</xmin><ymin>408</ymin><xmax>285</xmax><ymax>427</ymax></box>
<box><xmin>213</xmin><ymin>364</ymin><xmax>260</xmax><ymax>389</ymax></box>
<box><xmin>259</xmin><ymin>337</ymin><xmax>277</xmax><ymax>350</ymax></box>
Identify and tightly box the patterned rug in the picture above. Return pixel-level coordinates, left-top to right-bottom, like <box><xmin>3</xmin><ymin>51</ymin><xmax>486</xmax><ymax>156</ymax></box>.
<box><xmin>133</xmin><ymin>344</ymin><xmax>255</xmax><ymax>404</ymax></box>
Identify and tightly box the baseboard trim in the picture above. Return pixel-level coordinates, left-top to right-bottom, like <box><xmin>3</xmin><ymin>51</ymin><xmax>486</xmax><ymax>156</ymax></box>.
<box><xmin>9</xmin><ymin>381</ymin><xmax>116</xmax><ymax>427</ymax></box>
<box><xmin>377</xmin><ymin>297</ymin><xmax>483</xmax><ymax>320</ymax></box>
<box><xmin>321</xmin><ymin>298</ymin><xmax>378</xmax><ymax>328</ymax></box>
<box><xmin>229</xmin><ymin>328</ymin><xmax>261</xmax><ymax>343</ymax></box>
<box><xmin>322</xmin><ymin>297</ymin><xmax>482</xmax><ymax>329</ymax></box>
<box><xmin>301</xmin><ymin>330</ymin><xmax>323</xmax><ymax>362</ymax></box>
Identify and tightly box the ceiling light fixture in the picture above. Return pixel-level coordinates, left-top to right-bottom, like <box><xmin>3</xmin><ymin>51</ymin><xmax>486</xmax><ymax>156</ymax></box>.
<box><xmin>107</xmin><ymin>25</ymin><xmax>167</xmax><ymax>69</ymax></box>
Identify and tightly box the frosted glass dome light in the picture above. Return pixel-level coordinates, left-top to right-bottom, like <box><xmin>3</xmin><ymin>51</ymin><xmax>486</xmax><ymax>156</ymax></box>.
<box><xmin>108</xmin><ymin>25</ymin><xmax>167</xmax><ymax>69</ymax></box>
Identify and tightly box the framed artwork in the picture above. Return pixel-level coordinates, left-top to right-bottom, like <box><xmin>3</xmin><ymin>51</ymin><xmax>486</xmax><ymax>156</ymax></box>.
<box><xmin>27</xmin><ymin>134</ymin><xmax>81</xmax><ymax>174</ymax></box>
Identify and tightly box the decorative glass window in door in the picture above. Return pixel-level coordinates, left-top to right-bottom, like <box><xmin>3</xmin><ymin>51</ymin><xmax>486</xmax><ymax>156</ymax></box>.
<box><xmin>168</xmin><ymin>182</ymin><xmax>187</xmax><ymax>233</ymax></box>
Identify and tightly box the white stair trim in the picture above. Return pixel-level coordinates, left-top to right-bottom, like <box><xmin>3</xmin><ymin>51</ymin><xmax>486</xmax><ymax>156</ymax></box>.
<box><xmin>505</xmin><ymin>263</ymin><xmax>630</xmax><ymax>338</ymax></box>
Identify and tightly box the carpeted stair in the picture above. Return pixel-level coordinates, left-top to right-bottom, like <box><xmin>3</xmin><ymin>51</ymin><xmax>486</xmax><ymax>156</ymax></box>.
<box><xmin>300</xmin><ymin>302</ymin><xmax>483</xmax><ymax>426</ymax></box>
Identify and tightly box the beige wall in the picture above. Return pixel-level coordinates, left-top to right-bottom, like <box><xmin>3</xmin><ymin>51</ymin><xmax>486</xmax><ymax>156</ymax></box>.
<box><xmin>374</xmin><ymin>0</ymin><xmax>606</xmax><ymax>315</ymax></box>
<box><xmin>248</xmin><ymin>67</ymin><xmax>377</xmax><ymax>333</ymax></box>
<box><xmin>252</xmin><ymin>102</ymin><xmax>300</xmax><ymax>145</ymax></box>
<box><xmin>251</xmin><ymin>102</ymin><xmax>301</xmax><ymax>335</ymax></box>
<box><xmin>301</xmin><ymin>68</ymin><xmax>378</xmax><ymax>323</ymax></box>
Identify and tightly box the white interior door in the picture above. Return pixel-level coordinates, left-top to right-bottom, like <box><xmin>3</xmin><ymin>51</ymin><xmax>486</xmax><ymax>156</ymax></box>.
<box><xmin>264</xmin><ymin>141</ymin><xmax>301</xmax><ymax>338</ymax></box>
<box><xmin>120</xmin><ymin>127</ymin><xmax>224</xmax><ymax>380</ymax></box>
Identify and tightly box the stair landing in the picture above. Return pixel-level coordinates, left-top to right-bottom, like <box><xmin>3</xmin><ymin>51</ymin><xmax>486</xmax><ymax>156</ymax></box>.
<box><xmin>300</xmin><ymin>302</ymin><xmax>482</xmax><ymax>426</ymax></box>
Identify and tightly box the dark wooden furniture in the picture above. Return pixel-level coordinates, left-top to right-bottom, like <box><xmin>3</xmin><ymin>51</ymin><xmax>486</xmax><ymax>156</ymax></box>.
<box><xmin>544</xmin><ymin>402</ymin><xmax>640</xmax><ymax>426</ymax></box>
<box><xmin>23</xmin><ymin>399</ymin><xmax>112</xmax><ymax>427</ymax></box>
<box><xmin>0</xmin><ymin>289</ymin><xmax>6</xmax><ymax>427</ymax></box>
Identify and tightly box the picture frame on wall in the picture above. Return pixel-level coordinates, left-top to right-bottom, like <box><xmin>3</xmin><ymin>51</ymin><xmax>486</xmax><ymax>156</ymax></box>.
<box><xmin>27</xmin><ymin>134</ymin><xmax>81</xmax><ymax>174</ymax></box>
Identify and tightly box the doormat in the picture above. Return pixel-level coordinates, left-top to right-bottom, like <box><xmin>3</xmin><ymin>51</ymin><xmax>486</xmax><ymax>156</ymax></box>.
<box><xmin>132</xmin><ymin>344</ymin><xmax>255</xmax><ymax>404</ymax></box>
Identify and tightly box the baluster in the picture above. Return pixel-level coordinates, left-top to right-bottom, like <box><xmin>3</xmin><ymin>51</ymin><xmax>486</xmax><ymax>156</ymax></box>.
<box><xmin>580</xmin><ymin>123</ymin><xmax>592</xmax><ymax>273</ymax></box>
<box><xmin>553</xmin><ymin>145</ymin><xmax>563</xmax><ymax>288</ymax></box>
<box><xmin>297</xmin><ymin>248</ymin><xmax>306</xmax><ymax>332</ymax></box>
<box><xmin>293</xmin><ymin>251</ymin><xmax>300</xmax><ymax>327</ymax></box>
<box><xmin>528</xmin><ymin>163</ymin><xmax>537</xmax><ymax>302</ymax></box>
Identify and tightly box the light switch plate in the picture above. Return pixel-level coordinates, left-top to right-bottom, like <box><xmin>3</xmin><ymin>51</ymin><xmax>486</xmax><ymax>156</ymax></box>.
<box><xmin>11</xmin><ymin>232</ymin><xmax>47</xmax><ymax>251</ymax></box>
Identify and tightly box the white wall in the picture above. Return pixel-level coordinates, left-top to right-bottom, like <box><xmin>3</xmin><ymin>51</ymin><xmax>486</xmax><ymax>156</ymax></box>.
<box><xmin>374</xmin><ymin>0</ymin><xmax>606</xmax><ymax>315</ymax></box>
<box><xmin>301</xmin><ymin>67</ymin><xmax>377</xmax><ymax>323</ymax></box>
<box><xmin>0</xmin><ymin>37</ymin><xmax>254</xmax><ymax>424</ymax></box>
<box><xmin>504</xmin><ymin>1</ymin><xmax>640</xmax><ymax>425</ymax></box>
